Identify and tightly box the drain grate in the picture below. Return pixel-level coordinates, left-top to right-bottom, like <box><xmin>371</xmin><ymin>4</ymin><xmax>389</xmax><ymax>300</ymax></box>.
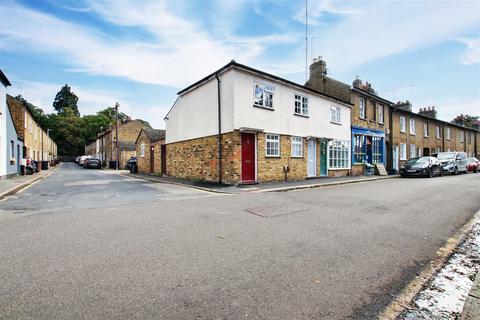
<box><xmin>245</xmin><ymin>203</ymin><xmax>309</xmax><ymax>218</ymax></box>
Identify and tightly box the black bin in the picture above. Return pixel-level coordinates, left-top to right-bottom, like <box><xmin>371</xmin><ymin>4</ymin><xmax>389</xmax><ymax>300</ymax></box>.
<box><xmin>33</xmin><ymin>161</ymin><xmax>40</xmax><ymax>172</ymax></box>
<box><xmin>130</xmin><ymin>163</ymin><xmax>138</xmax><ymax>173</ymax></box>
<box><xmin>41</xmin><ymin>161</ymin><xmax>49</xmax><ymax>170</ymax></box>
<box><xmin>109</xmin><ymin>160</ymin><xmax>118</xmax><ymax>169</ymax></box>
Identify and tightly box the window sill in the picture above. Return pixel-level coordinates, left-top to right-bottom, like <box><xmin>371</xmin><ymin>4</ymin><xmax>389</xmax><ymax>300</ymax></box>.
<box><xmin>378</xmin><ymin>122</ymin><xmax>384</xmax><ymax>125</ymax></box>
<box><xmin>400</xmin><ymin>131</ymin><xmax>406</xmax><ymax>134</ymax></box>
<box><xmin>265</xmin><ymin>155</ymin><xmax>281</xmax><ymax>158</ymax></box>
<box><xmin>359</xmin><ymin>117</ymin><xmax>367</xmax><ymax>121</ymax></box>
<box><xmin>330</xmin><ymin>121</ymin><xmax>342</xmax><ymax>126</ymax></box>
<box><xmin>410</xmin><ymin>133</ymin><xmax>416</xmax><ymax>136</ymax></box>
<box><xmin>253</xmin><ymin>105</ymin><xmax>274</xmax><ymax>111</ymax></box>
<box><xmin>291</xmin><ymin>156</ymin><xmax>304</xmax><ymax>159</ymax></box>
<box><xmin>293</xmin><ymin>113</ymin><xmax>309</xmax><ymax>118</ymax></box>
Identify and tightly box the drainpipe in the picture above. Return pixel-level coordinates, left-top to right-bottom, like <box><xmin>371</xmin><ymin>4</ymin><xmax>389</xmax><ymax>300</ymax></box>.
<box><xmin>215</xmin><ymin>73</ymin><xmax>222</xmax><ymax>184</ymax></box>
<box><xmin>388</xmin><ymin>106</ymin><xmax>394</xmax><ymax>172</ymax></box>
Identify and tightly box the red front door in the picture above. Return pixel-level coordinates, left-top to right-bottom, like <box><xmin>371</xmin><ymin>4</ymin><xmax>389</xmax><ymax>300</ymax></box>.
<box><xmin>241</xmin><ymin>133</ymin><xmax>256</xmax><ymax>183</ymax></box>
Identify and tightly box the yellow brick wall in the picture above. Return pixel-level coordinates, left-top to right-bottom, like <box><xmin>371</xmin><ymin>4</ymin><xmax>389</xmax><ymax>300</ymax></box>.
<box><xmin>135</xmin><ymin>132</ymin><xmax>164</xmax><ymax>174</ymax></box>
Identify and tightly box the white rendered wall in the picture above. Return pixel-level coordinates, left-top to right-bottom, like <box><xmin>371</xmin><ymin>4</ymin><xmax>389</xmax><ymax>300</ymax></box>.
<box><xmin>232</xmin><ymin>69</ymin><xmax>351</xmax><ymax>141</ymax></box>
<box><xmin>165</xmin><ymin>71</ymin><xmax>235</xmax><ymax>144</ymax></box>
<box><xmin>0</xmin><ymin>84</ymin><xmax>7</xmax><ymax>177</ymax></box>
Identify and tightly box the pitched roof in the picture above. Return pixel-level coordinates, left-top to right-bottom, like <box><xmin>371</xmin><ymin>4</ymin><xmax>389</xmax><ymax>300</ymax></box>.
<box><xmin>176</xmin><ymin>60</ymin><xmax>353</xmax><ymax>106</ymax></box>
<box><xmin>117</xmin><ymin>141</ymin><xmax>136</xmax><ymax>151</ymax></box>
<box><xmin>135</xmin><ymin>128</ymin><xmax>166</xmax><ymax>144</ymax></box>
<box><xmin>143</xmin><ymin>128</ymin><xmax>166</xmax><ymax>142</ymax></box>
<box><xmin>0</xmin><ymin>70</ymin><xmax>11</xmax><ymax>87</ymax></box>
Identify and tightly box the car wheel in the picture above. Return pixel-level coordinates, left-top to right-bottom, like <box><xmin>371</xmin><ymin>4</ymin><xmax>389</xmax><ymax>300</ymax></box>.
<box><xmin>439</xmin><ymin>168</ymin><xmax>444</xmax><ymax>177</ymax></box>
<box><xmin>454</xmin><ymin>166</ymin><xmax>459</xmax><ymax>175</ymax></box>
<box><xmin>428</xmin><ymin>169</ymin><xmax>433</xmax><ymax>178</ymax></box>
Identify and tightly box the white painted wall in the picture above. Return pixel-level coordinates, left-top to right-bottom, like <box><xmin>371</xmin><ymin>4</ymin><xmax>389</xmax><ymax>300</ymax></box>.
<box><xmin>0</xmin><ymin>84</ymin><xmax>7</xmax><ymax>177</ymax></box>
<box><xmin>165</xmin><ymin>71</ymin><xmax>235</xmax><ymax>144</ymax></box>
<box><xmin>166</xmin><ymin>67</ymin><xmax>351</xmax><ymax>143</ymax></box>
<box><xmin>232</xmin><ymin>69</ymin><xmax>351</xmax><ymax>140</ymax></box>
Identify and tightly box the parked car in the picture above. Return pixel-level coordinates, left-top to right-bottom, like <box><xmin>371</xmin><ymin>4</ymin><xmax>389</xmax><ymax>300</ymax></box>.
<box><xmin>466</xmin><ymin>157</ymin><xmax>480</xmax><ymax>173</ymax></box>
<box><xmin>125</xmin><ymin>156</ymin><xmax>137</xmax><ymax>170</ymax></box>
<box><xmin>400</xmin><ymin>156</ymin><xmax>443</xmax><ymax>178</ymax></box>
<box><xmin>85</xmin><ymin>158</ymin><xmax>101</xmax><ymax>169</ymax></box>
<box><xmin>79</xmin><ymin>155</ymin><xmax>91</xmax><ymax>166</ymax></box>
<box><xmin>437</xmin><ymin>152</ymin><xmax>468</xmax><ymax>175</ymax></box>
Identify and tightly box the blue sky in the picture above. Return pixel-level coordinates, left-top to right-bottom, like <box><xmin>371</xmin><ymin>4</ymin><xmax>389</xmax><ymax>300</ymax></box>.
<box><xmin>1</xmin><ymin>0</ymin><xmax>479</xmax><ymax>129</ymax></box>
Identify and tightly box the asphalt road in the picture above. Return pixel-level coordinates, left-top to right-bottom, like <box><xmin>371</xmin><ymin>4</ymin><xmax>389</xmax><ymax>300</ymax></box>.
<box><xmin>0</xmin><ymin>163</ymin><xmax>479</xmax><ymax>320</ymax></box>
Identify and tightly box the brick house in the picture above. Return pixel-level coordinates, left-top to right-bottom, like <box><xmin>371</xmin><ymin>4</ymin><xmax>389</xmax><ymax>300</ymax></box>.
<box><xmin>164</xmin><ymin>60</ymin><xmax>352</xmax><ymax>185</ymax></box>
<box><xmin>390</xmin><ymin>101</ymin><xmax>479</xmax><ymax>170</ymax></box>
<box><xmin>135</xmin><ymin>128</ymin><xmax>166</xmax><ymax>174</ymax></box>
<box><xmin>85</xmin><ymin>119</ymin><xmax>148</xmax><ymax>168</ymax></box>
<box><xmin>7</xmin><ymin>94</ymin><xmax>57</xmax><ymax>170</ymax></box>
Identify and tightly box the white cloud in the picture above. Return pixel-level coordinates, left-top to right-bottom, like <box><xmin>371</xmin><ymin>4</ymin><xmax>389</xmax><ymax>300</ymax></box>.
<box><xmin>458</xmin><ymin>37</ymin><xmax>480</xmax><ymax>65</ymax></box>
<box><xmin>294</xmin><ymin>0</ymin><xmax>358</xmax><ymax>25</ymax></box>
<box><xmin>0</xmin><ymin>1</ymin><xmax>293</xmax><ymax>87</ymax></box>
<box><xmin>308</xmin><ymin>1</ymin><xmax>480</xmax><ymax>73</ymax></box>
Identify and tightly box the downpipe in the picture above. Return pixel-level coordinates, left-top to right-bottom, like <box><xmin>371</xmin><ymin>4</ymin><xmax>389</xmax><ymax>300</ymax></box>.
<box><xmin>215</xmin><ymin>73</ymin><xmax>222</xmax><ymax>184</ymax></box>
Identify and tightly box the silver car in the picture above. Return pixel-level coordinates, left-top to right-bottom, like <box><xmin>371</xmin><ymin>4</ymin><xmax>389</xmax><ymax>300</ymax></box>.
<box><xmin>436</xmin><ymin>152</ymin><xmax>468</xmax><ymax>175</ymax></box>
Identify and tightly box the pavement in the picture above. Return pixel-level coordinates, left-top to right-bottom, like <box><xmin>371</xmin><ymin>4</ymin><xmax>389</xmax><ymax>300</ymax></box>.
<box><xmin>462</xmin><ymin>273</ymin><xmax>480</xmax><ymax>319</ymax></box>
<box><xmin>0</xmin><ymin>162</ymin><xmax>479</xmax><ymax>319</ymax></box>
<box><xmin>124</xmin><ymin>171</ymin><xmax>399</xmax><ymax>193</ymax></box>
<box><xmin>0</xmin><ymin>165</ymin><xmax>58</xmax><ymax>200</ymax></box>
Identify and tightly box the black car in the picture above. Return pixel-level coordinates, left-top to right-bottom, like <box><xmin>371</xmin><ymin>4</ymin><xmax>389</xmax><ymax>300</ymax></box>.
<box><xmin>125</xmin><ymin>157</ymin><xmax>137</xmax><ymax>170</ymax></box>
<box><xmin>86</xmin><ymin>158</ymin><xmax>101</xmax><ymax>169</ymax></box>
<box><xmin>400</xmin><ymin>156</ymin><xmax>443</xmax><ymax>178</ymax></box>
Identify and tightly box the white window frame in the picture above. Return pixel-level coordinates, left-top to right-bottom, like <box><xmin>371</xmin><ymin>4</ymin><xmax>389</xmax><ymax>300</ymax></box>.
<box><xmin>291</xmin><ymin>136</ymin><xmax>303</xmax><ymax>157</ymax></box>
<box><xmin>400</xmin><ymin>143</ymin><xmax>407</xmax><ymax>160</ymax></box>
<box><xmin>328</xmin><ymin>140</ymin><xmax>350</xmax><ymax>169</ymax></box>
<box><xmin>24</xmin><ymin>111</ymin><xmax>27</xmax><ymax>129</ymax></box>
<box><xmin>436</xmin><ymin>126</ymin><xmax>440</xmax><ymax>139</ymax></box>
<box><xmin>409</xmin><ymin>118</ymin><xmax>416</xmax><ymax>135</ymax></box>
<box><xmin>359</xmin><ymin>97</ymin><xmax>366</xmax><ymax>119</ymax></box>
<box><xmin>424</xmin><ymin>123</ymin><xmax>429</xmax><ymax>137</ymax></box>
<box><xmin>265</xmin><ymin>133</ymin><xmax>280</xmax><ymax>157</ymax></box>
<box><xmin>446</xmin><ymin>127</ymin><xmax>451</xmax><ymax>141</ymax></box>
<box><xmin>378</xmin><ymin>104</ymin><xmax>384</xmax><ymax>124</ymax></box>
<box><xmin>410</xmin><ymin>144</ymin><xmax>416</xmax><ymax>158</ymax></box>
<box><xmin>460</xmin><ymin>130</ymin><xmax>464</xmax><ymax>143</ymax></box>
<box><xmin>140</xmin><ymin>143</ymin><xmax>145</xmax><ymax>157</ymax></box>
<box><xmin>400</xmin><ymin>116</ymin><xmax>406</xmax><ymax>133</ymax></box>
<box><xmin>294</xmin><ymin>94</ymin><xmax>309</xmax><ymax>116</ymax></box>
<box><xmin>253</xmin><ymin>81</ymin><xmax>275</xmax><ymax>109</ymax></box>
<box><xmin>330</xmin><ymin>106</ymin><xmax>341</xmax><ymax>124</ymax></box>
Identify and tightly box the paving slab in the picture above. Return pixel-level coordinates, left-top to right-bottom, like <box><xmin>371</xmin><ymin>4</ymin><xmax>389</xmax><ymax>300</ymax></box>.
<box><xmin>0</xmin><ymin>165</ymin><xmax>58</xmax><ymax>199</ymax></box>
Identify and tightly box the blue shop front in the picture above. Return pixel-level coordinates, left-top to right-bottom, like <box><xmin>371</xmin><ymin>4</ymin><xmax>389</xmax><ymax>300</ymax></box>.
<box><xmin>351</xmin><ymin>126</ymin><xmax>386</xmax><ymax>175</ymax></box>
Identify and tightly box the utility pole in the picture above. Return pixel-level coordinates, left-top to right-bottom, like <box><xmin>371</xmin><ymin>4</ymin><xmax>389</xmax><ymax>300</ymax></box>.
<box><xmin>305</xmin><ymin>0</ymin><xmax>308</xmax><ymax>82</ymax></box>
<box><xmin>115</xmin><ymin>102</ymin><xmax>119</xmax><ymax>170</ymax></box>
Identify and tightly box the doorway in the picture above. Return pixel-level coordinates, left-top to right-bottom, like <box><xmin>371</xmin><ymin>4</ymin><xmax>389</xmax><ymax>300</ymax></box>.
<box><xmin>161</xmin><ymin>144</ymin><xmax>166</xmax><ymax>175</ymax></box>
<box><xmin>423</xmin><ymin>147</ymin><xmax>430</xmax><ymax>156</ymax></box>
<box><xmin>320</xmin><ymin>140</ymin><xmax>328</xmax><ymax>176</ymax></box>
<box><xmin>241</xmin><ymin>133</ymin><xmax>256</xmax><ymax>183</ymax></box>
<box><xmin>307</xmin><ymin>139</ymin><xmax>316</xmax><ymax>177</ymax></box>
<box><xmin>149</xmin><ymin>146</ymin><xmax>155</xmax><ymax>173</ymax></box>
<box><xmin>393</xmin><ymin>145</ymin><xmax>399</xmax><ymax>172</ymax></box>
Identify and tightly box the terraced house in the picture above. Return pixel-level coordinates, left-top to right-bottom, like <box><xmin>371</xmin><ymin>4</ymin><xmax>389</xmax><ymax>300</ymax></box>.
<box><xmin>0</xmin><ymin>70</ymin><xmax>24</xmax><ymax>179</ymax></box>
<box><xmin>164</xmin><ymin>60</ymin><xmax>352</xmax><ymax>185</ymax></box>
<box><xmin>6</xmin><ymin>95</ymin><xmax>57</xmax><ymax>171</ymax></box>
<box><xmin>390</xmin><ymin>101</ymin><xmax>479</xmax><ymax>171</ymax></box>
<box><xmin>85</xmin><ymin>119</ymin><xmax>147</xmax><ymax>168</ymax></box>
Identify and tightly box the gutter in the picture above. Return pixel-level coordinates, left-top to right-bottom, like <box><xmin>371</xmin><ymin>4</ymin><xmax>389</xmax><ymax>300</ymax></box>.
<box><xmin>215</xmin><ymin>73</ymin><xmax>222</xmax><ymax>184</ymax></box>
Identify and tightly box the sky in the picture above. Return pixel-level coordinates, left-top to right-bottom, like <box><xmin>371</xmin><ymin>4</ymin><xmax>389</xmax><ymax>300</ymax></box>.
<box><xmin>0</xmin><ymin>0</ymin><xmax>479</xmax><ymax>129</ymax></box>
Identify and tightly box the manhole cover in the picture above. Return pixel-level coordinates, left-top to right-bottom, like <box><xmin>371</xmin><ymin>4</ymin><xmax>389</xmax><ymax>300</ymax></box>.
<box><xmin>245</xmin><ymin>203</ymin><xmax>309</xmax><ymax>218</ymax></box>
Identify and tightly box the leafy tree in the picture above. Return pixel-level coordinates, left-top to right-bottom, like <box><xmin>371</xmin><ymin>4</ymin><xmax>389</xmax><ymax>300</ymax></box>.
<box><xmin>96</xmin><ymin>106</ymin><xmax>129</xmax><ymax>124</ymax></box>
<box><xmin>15</xmin><ymin>95</ymin><xmax>50</xmax><ymax>129</ymax></box>
<box><xmin>451</xmin><ymin>114</ymin><xmax>480</xmax><ymax>129</ymax></box>
<box><xmin>53</xmin><ymin>84</ymin><xmax>79</xmax><ymax>116</ymax></box>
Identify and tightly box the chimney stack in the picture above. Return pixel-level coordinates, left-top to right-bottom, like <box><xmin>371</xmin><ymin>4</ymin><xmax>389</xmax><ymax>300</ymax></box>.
<box><xmin>418</xmin><ymin>106</ymin><xmax>437</xmax><ymax>119</ymax></box>
<box><xmin>394</xmin><ymin>100</ymin><xmax>413</xmax><ymax>112</ymax></box>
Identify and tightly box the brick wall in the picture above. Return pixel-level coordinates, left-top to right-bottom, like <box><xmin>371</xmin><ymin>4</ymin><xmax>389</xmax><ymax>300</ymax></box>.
<box><xmin>351</xmin><ymin>92</ymin><xmax>390</xmax><ymax>133</ymax></box>
<box><xmin>135</xmin><ymin>131</ymin><xmax>164</xmax><ymax>174</ymax></box>
<box><xmin>166</xmin><ymin>131</ymin><xmax>240</xmax><ymax>184</ymax></box>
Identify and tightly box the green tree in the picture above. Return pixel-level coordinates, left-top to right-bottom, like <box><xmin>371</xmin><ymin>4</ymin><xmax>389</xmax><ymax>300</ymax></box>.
<box><xmin>53</xmin><ymin>84</ymin><xmax>79</xmax><ymax>116</ymax></box>
<box><xmin>451</xmin><ymin>114</ymin><xmax>480</xmax><ymax>129</ymax></box>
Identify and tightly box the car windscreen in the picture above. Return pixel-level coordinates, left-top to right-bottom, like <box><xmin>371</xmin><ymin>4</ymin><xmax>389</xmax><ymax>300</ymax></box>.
<box><xmin>467</xmin><ymin>158</ymin><xmax>478</xmax><ymax>163</ymax></box>
<box><xmin>437</xmin><ymin>152</ymin><xmax>455</xmax><ymax>160</ymax></box>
